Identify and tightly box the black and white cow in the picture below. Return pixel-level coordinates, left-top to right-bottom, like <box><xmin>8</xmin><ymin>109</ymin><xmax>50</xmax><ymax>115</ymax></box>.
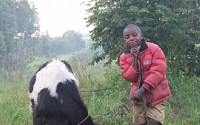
<box><xmin>29</xmin><ymin>59</ymin><xmax>95</xmax><ymax>125</ymax></box>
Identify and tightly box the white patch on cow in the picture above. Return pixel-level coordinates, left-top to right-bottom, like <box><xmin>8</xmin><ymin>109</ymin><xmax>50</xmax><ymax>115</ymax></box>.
<box><xmin>29</xmin><ymin>59</ymin><xmax>78</xmax><ymax>104</ymax></box>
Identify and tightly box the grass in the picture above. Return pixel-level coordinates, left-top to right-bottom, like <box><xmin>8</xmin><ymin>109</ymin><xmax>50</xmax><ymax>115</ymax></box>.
<box><xmin>0</xmin><ymin>49</ymin><xmax>200</xmax><ymax>125</ymax></box>
<box><xmin>164</xmin><ymin>74</ymin><xmax>200</xmax><ymax>125</ymax></box>
<box><xmin>0</xmin><ymin>81</ymin><xmax>32</xmax><ymax>125</ymax></box>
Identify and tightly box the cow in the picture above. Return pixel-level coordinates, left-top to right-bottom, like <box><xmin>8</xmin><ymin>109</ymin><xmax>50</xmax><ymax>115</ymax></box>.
<box><xmin>28</xmin><ymin>59</ymin><xmax>95</xmax><ymax>125</ymax></box>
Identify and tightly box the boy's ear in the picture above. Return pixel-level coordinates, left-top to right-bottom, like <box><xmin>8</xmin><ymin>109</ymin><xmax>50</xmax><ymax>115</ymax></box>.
<box><xmin>141</xmin><ymin>34</ymin><xmax>144</xmax><ymax>40</ymax></box>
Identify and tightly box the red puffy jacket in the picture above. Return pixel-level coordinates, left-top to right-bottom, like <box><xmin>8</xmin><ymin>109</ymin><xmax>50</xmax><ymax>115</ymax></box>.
<box><xmin>120</xmin><ymin>40</ymin><xmax>171</xmax><ymax>106</ymax></box>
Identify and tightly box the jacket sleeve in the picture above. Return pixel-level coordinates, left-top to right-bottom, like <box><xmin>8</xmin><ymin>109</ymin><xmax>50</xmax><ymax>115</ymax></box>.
<box><xmin>120</xmin><ymin>54</ymin><xmax>139</xmax><ymax>83</ymax></box>
<box><xmin>143</xmin><ymin>47</ymin><xmax>167</xmax><ymax>90</ymax></box>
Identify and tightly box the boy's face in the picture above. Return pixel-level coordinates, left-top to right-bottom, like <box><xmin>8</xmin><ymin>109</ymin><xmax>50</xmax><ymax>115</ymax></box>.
<box><xmin>123</xmin><ymin>27</ymin><xmax>143</xmax><ymax>47</ymax></box>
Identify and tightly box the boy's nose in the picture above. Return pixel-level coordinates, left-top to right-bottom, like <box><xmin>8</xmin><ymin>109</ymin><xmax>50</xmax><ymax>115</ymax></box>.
<box><xmin>129</xmin><ymin>35</ymin><xmax>135</xmax><ymax>40</ymax></box>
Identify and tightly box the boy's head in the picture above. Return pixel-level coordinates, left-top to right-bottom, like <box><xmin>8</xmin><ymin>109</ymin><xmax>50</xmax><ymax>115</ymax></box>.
<box><xmin>123</xmin><ymin>24</ymin><xmax>143</xmax><ymax>47</ymax></box>
<box><xmin>123</xmin><ymin>24</ymin><xmax>142</xmax><ymax>35</ymax></box>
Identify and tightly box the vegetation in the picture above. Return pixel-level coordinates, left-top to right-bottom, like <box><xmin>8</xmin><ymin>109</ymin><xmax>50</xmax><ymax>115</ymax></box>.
<box><xmin>0</xmin><ymin>0</ymin><xmax>86</xmax><ymax>82</ymax></box>
<box><xmin>85</xmin><ymin>0</ymin><xmax>200</xmax><ymax>76</ymax></box>
<box><xmin>34</xmin><ymin>30</ymin><xmax>86</xmax><ymax>57</ymax></box>
<box><xmin>0</xmin><ymin>0</ymin><xmax>200</xmax><ymax>125</ymax></box>
<box><xmin>0</xmin><ymin>50</ymin><xmax>200</xmax><ymax>125</ymax></box>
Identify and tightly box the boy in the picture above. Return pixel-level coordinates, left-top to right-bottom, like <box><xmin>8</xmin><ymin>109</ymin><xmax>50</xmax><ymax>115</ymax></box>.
<box><xmin>120</xmin><ymin>24</ymin><xmax>171</xmax><ymax>125</ymax></box>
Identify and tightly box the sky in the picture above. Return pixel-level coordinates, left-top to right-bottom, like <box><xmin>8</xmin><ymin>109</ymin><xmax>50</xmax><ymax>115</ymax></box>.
<box><xmin>28</xmin><ymin>0</ymin><xmax>92</xmax><ymax>37</ymax></box>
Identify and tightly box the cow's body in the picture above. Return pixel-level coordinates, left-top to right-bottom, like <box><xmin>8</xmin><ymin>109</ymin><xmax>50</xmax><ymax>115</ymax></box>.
<box><xmin>29</xmin><ymin>59</ymin><xmax>95</xmax><ymax>125</ymax></box>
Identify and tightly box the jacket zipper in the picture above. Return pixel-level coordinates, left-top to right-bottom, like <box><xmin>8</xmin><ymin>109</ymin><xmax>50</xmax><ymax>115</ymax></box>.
<box><xmin>137</xmin><ymin>54</ymin><xmax>143</xmax><ymax>88</ymax></box>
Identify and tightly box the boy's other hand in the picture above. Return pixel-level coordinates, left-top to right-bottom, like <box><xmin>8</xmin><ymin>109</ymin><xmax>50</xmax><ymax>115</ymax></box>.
<box><xmin>132</xmin><ymin>87</ymin><xmax>146</xmax><ymax>101</ymax></box>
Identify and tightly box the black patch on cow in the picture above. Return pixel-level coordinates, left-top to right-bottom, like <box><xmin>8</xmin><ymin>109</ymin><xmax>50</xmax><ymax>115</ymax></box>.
<box><xmin>29</xmin><ymin>75</ymin><xmax>36</xmax><ymax>93</ymax></box>
<box><xmin>31</xmin><ymin>99</ymin><xmax>35</xmax><ymax>112</ymax></box>
<box><xmin>34</xmin><ymin>88</ymin><xmax>69</xmax><ymax>125</ymax></box>
<box><xmin>56</xmin><ymin>80</ymin><xmax>88</xmax><ymax>124</ymax></box>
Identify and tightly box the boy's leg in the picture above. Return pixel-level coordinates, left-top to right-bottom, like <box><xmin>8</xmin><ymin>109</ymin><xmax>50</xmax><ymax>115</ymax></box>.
<box><xmin>139</xmin><ymin>118</ymin><xmax>161</xmax><ymax>125</ymax></box>
<box><xmin>147</xmin><ymin>102</ymin><xmax>165</xmax><ymax>125</ymax></box>
<box><xmin>133</xmin><ymin>101</ymin><xmax>165</xmax><ymax>125</ymax></box>
<box><xmin>148</xmin><ymin>118</ymin><xmax>161</xmax><ymax>125</ymax></box>
<box><xmin>132</xmin><ymin>102</ymin><xmax>147</xmax><ymax>125</ymax></box>
<box><xmin>140</xmin><ymin>122</ymin><xmax>147</xmax><ymax>125</ymax></box>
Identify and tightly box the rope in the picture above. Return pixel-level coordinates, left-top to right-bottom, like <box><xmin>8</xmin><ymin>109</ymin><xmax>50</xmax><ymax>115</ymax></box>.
<box><xmin>80</xmin><ymin>87</ymin><xmax>111</xmax><ymax>92</ymax></box>
<box><xmin>133</xmin><ymin>96</ymin><xmax>149</xmax><ymax>125</ymax></box>
<box><xmin>94</xmin><ymin>98</ymin><xmax>132</xmax><ymax>120</ymax></box>
<box><xmin>93</xmin><ymin>91</ymin><xmax>154</xmax><ymax>124</ymax></box>
<box><xmin>77</xmin><ymin>113</ymin><xmax>89</xmax><ymax>125</ymax></box>
<box><xmin>133</xmin><ymin>91</ymin><xmax>154</xmax><ymax>125</ymax></box>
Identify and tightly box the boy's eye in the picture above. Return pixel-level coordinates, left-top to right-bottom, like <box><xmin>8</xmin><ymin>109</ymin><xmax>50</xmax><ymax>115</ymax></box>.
<box><xmin>132</xmin><ymin>33</ymin><xmax>137</xmax><ymax>36</ymax></box>
<box><xmin>124</xmin><ymin>35</ymin><xmax>129</xmax><ymax>39</ymax></box>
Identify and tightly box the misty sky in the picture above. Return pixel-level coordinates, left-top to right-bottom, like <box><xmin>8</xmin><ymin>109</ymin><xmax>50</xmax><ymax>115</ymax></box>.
<box><xmin>28</xmin><ymin>0</ymin><xmax>92</xmax><ymax>37</ymax></box>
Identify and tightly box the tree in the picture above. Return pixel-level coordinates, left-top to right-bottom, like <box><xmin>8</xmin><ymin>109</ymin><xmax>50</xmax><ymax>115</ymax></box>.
<box><xmin>37</xmin><ymin>35</ymin><xmax>51</xmax><ymax>57</ymax></box>
<box><xmin>51</xmin><ymin>30</ymin><xmax>86</xmax><ymax>55</ymax></box>
<box><xmin>0</xmin><ymin>31</ymin><xmax>6</xmax><ymax>57</ymax></box>
<box><xmin>0</xmin><ymin>31</ymin><xmax>6</xmax><ymax>75</ymax></box>
<box><xmin>86</xmin><ymin>0</ymin><xmax>200</xmax><ymax>75</ymax></box>
<box><xmin>0</xmin><ymin>0</ymin><xmax>17</xmax><ymax>51</ymax></box>
<box><xmin>62</xmin><ymin>30</ymin><xmax>86</xmax><ymax>51</ymax></box>
<box><xmin>0</xmin><ymin>0</ymin><xmax>39</xmax><ymax>81</ymax></box>
<box><xmin>0</xmin><ymin>0</ymin><xmax>18</xmax><ymax>82</ymax></box>
<box><xmin>15</xmin><ymin>0</ymin><xmax>39</xmax><ymax>80</ymax></box>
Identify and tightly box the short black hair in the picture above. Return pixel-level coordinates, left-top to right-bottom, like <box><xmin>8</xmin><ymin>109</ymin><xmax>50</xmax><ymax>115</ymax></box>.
<box><xmin>123</xmin><ymin>24</ymin><xmax>142</xmax><ymax>34</ymax></box>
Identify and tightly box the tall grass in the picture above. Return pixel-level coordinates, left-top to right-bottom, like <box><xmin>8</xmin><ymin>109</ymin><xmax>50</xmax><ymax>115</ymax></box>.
<box><xmin>0</xmin><ymin>81</ymin><xmax>32</xmax><ymax>125</ymax></box>
<box><xmin>165</xmin><ymin>72</ymin><xmax>200</xmax><ymax>125</ymax></box>
<box><xmin>0</xmin><ymin>49</ymin><xmax>199</xmax><ymax>125</ymax></box>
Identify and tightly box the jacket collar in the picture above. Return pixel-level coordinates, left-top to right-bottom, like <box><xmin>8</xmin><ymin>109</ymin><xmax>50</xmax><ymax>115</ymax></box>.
<box><xmin>123</xmin><ymin>38</ymin><xmax>148</xmax><ymax>54</ymax></box>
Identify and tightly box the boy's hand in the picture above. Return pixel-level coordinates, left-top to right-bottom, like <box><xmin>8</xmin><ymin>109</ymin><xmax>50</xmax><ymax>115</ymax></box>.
<box><xmin>130</xmin><ymin>47</ymin><xmax>138</xmax><ymax>57</ymax></box>
<box><xmin>129</xmin><ymin>41</ymin><xmax>141</xmax><ymax>57</ymax></box>
<box><xmin>132</xmin><ymin>87</ymin><xmax>146</xmax><ymax>101</ymax></box>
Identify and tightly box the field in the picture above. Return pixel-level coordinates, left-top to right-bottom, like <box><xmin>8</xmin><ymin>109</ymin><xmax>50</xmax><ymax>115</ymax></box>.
<box><xmin>0</xmin><ymin>49</ymin><xmax>200</xmax><ymax>125</ymax></box>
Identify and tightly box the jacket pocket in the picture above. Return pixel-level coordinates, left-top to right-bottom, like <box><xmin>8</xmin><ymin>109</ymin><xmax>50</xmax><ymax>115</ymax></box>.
<box><xmin>147</xmin><ymin>82</ymin><xmax>171</xmax><ymax>106</ymax></box>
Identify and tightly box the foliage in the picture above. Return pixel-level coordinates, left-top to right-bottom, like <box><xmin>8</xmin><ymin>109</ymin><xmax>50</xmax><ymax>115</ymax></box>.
<box><xmin>31</xmin><ymin>30</ymin><xmax>86</xmax><ymax>57</ymax></box>
<box><xmin>0</xmin><ymin>31</ymin><xmax>6</xmax><ymax>58</ymax></box>
<box><xmin>0</xmin><ymin>50</ymin><xmax>200</xmax><ymax>124</ymax></box>
<box><xmin>0</xmin><ymin>0</ymin><xmax>17</xmax><ymax>52</ymax></box>
<box><xmin>51</xmin><ymin>30</ymin><xmax>86</xmax><ymax>55</ymax></box>
<box><xmin>62</xmin><ymin>30</ymin><xmax>86</xmax><ymax>51</ymax></box>
<box><xmin>15</xmin><ymin>0</ymin><xmax>39</xmax><ymax>38</ymax></box>
<box><xmin>36</xmin><ymin>35</ymin><xmax>51</xmax><ymax>57</ymax></box>
<box><xmin>0</xmin><ymin>0</ymin><xmax>87</xmax><ymax>82</ymax></box>
<box><xmin>165</xmin><ymin>72</ymin><xmax>200</xmax><ymax>124</ymax></box>
<box><xmin>85</xmin><ymin>0</ymin><xmax>200</xmax><ymax>76</ymax></box>
<box><xmin>0</xmin><ymin>82</ymin><xmax>33</xmax><ymax>125</ymax></box>
<box><xmin>0</xmin><ymin>0</ymin><xmax>39</xmax><ymax>81</ymax></box>
<box><xmin>0</xmin><ymin>0</ymin><xmax>18</xmax><ymax>78</ymax></box>
<box><xmin>15</xmin><ymin>0</ymin><xmax>40</xmax><ymax>81</ymax></box>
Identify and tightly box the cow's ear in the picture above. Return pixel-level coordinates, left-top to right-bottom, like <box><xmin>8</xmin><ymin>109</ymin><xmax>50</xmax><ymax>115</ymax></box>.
<box><xmin>29</xmin><ymin>75</ymin><xmax>36</xmax><ymax>93</ymax></box>
<box><xmin>61</xmin><ymin>60</ymin><xmax>73</xmax><ymax>73</ymax></box>
<box><xmin>36</xmin><ymin>61</ymin><xmax>50</xmax><ymax>73</ymax></box>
